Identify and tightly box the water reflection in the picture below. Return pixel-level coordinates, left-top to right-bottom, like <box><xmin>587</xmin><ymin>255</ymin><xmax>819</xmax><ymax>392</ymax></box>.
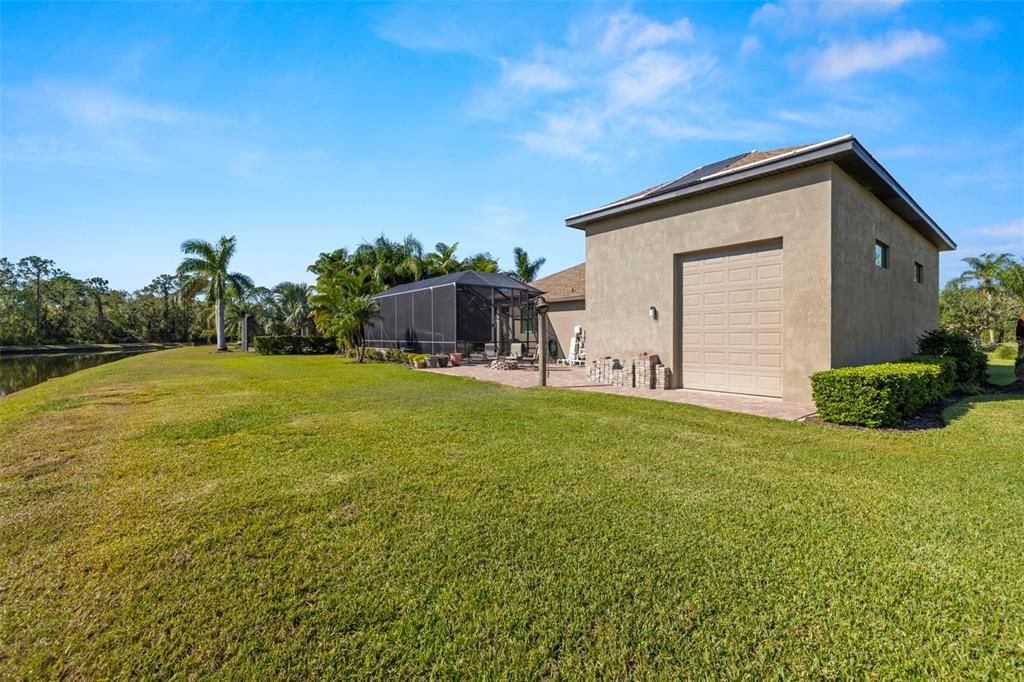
<box><xmin>0</xmin><ymin>351</ymin><xmax>155</xmax><ymax>397</ymax></box>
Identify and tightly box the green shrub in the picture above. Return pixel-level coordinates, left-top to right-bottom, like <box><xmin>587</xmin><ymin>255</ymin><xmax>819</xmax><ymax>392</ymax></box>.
<box><xmin>917</xmin><ymin>329</ymin><xmax>988</xmax><ymax>385</ymax></box>
<box><xmin>254</xmin><ymin>336</ymin><xmax>337</xmax><ymax>355</ymax></box>
<box><xmin>811</xmin><ymin>358</ymin><xmax>955</xmax><ymax>427</ymax></box>
<box><xmin>993</xmin><ymin>344</ymin><xmax>1016</xmax><ymax>360</ymax></box>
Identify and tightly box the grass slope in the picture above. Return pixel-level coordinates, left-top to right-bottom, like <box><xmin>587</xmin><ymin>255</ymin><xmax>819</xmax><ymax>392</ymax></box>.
<box><xmin>1</xmin><ymin>348</ymin><xmax>1022</xmax><ymax>678</ymax></box>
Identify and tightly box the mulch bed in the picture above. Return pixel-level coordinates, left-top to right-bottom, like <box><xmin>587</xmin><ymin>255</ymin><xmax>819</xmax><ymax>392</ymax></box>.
<box><xmin>802</xmin><ymin>380</ymin><xmax>1024</xmax><ymax>432</ymax></box>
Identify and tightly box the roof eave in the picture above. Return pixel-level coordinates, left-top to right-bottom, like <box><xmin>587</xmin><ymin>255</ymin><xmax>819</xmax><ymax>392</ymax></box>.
<box><xmin>565</xmin><ymin>138</ymin><xmax>955</xmax><ymax>252</ymax></box>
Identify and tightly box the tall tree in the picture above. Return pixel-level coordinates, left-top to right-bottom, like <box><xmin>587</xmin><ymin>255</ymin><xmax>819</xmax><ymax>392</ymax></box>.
<box><xmin>425</xmin><ymin>242</ymin><xmax>462</xmax><ymax>276</ymax></box>
<box><xmin>272</xmin><ymin>282</ymin><xmax>312</xmax><ymax>336</ymax></box>
<box><xmin>959</xmin><ymin>252</ymin><xmax>1013</xmax><ymax>345</ymax></box>
<box><xmin>509</xmin><ymin>247</ymin><xmax>546</xmax><ymax>283</ymax></box>
<box><xmin>84</xmin><ymin>277</ymin><xmax>109</xmax><ymax>339</ymax></box>
<box><xmin>17</xmin><ymin>256</ymin><xmax>54</xmax><ymax>339</ymax></box>
<box><xmin>461</xmin><ymin>252</ymin><xmax>499</xmax><ymax>273</ymax></box>
<box><xmin>177</xmin><ymin>236</ymin><xmax>253</xmax><ymax>351</ymax></box>
<box><xmin>998</xmin><ymin>258</ymin><xmax>1024</xmax><ymax>382</ymax></box>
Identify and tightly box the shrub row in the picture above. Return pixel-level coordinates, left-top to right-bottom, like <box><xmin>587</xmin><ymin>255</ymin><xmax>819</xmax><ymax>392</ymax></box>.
<box><xmin>916</xmin><ymin>330</ymin><xmax>988</xmax><ymax>385</ymax></box>
<box><xmin>810</xmin><ymin>356</ymin><xmax>956</xmax><ymax>427</ymax></box>
<box><xmin>254</xmin><ymin>336</ymin><xmax>337</xmax><ymax>355</ymax></box>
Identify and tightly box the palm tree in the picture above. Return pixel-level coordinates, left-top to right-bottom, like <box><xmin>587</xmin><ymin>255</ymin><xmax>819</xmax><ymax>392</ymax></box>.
<box><xmin>352</xmin><ymin>234</ymin><xmax>424</xmax><ymax>290</ymax></box>
<box><xmin>461</xmin><ymin>252</ymin><xmax>499</xmax><ymax>272</ymax></box>
<box><xmin>272</xmin><ymin>282</ymin><xmax>312</xmax><ymax>335</ymax></box>
<box><xmin>960</xmin><ymin>252</ymin><xmax>1013</xmax><ymax>345</ymax></box>
<box><xmin>177</xmin><ymin>236</ymin><xmax>253</xmax><ymax>351</ymax></box>
<box><xmin>309</xmin><ymin>266</ymin><xmax>378</xmax><ymax>361</ymax></box>
<box><xmin>509</xmin><ymin>247</ymin><xmax>546</xmax><ymax>283</ymax></box>
<box><xmin>998</xmin><ymin>258</ymin><xmax>1024</xmax><ymax>382</ymax></box>
<box><xmin>425</xmin><ymin>242</ymin><xmax>462</xmax><ymax>276</ymax></box>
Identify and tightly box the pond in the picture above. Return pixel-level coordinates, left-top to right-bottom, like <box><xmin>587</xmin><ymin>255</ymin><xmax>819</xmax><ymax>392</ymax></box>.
<box><xmin>0</xmin><ymin>350</ymin><xmax>158</xmax><ymax>397</ymax></box>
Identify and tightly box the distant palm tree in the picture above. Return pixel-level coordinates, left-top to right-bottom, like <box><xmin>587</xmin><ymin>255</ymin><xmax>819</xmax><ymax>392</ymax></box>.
<box><xmin>273</xmin><ymin>282</ymin><xmax>312</xmax><ymax>335</ymax></box>
<box><xmin>461</xmin><ymin>252</ymin><xmax>499</xmax><ymax>273</ymax></box>
<box><xmin>509</xmin><ymin>247</ymin><xmax>546</xmax><ymax>283</ymax></box>
<box><xmin>177</xmin><ymin>236</ymin><xmax>253</xmax><ymax>351</ymax></box>
<box><xmin>960</xmin><ymin>252</ymin><xmax>1013</xmax><ymax>345</ymax></box>
<box><xmin>425</xmin><ymin>242</ymin><xmax>462</xmax><ymax>275</ymax></box>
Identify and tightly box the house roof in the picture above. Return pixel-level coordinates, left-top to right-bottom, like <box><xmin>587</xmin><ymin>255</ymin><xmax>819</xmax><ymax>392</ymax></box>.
<box><xmin>565</xmin><ymin>135</ymin><xmax>956</xmax><ymax>251</ymax></box>
<box><xmin>531</xmin><ymin>263</ymin><xmax>585</xmax><ymax>302</ymax></box>
<box><xmin>370</xmin><ymin>270</ymin><xmax>542</xmax><ymax>299</ymax></box>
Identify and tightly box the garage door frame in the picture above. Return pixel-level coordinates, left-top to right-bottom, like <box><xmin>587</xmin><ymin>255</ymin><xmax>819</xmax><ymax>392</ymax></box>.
<box><xmin>675</xmin><ymin>239</ymin><xmax>784</xmax><ymax>398</ymax></box>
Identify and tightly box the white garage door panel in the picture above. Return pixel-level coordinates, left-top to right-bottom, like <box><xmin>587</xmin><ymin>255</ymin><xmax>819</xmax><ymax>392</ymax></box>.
<box><xmin>680</xmin><ymin>241</ymin><xmax>784</xmax><ymax>398</ymax></box>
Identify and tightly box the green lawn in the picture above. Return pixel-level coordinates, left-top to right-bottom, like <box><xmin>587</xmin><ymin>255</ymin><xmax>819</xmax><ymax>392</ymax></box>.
<box><xmin>988</xmin><ymin>347</ymin><xmax>1018</xmax><ymax>386</ymax></box>
<box><xmin>2</xmin><ymin>348</ymin><xmax>1022</xmax><ymax>678</ymax></box>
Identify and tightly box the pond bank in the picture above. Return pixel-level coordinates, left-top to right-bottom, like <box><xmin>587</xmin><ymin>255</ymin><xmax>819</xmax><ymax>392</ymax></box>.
<box><xmin>0</xmin><ymin>342</ymin><xmax>183</xmax><ymax>356</ymax></box>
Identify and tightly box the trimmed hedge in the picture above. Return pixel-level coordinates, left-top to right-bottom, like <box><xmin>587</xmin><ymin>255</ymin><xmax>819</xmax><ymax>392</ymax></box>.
<box><xmin>916</xmin><ymin>329</ymin><xmax>988</xmax><ymax>385</ymax></box>
<box><xmin>254</xmin><ymin>336</ymin><xmax>337</xmax><ymax>355</ymax></box>
<box><xmin>811</xmin><ymin>356</ymin><xmax>956</xmax><ymax>427</ymax></box>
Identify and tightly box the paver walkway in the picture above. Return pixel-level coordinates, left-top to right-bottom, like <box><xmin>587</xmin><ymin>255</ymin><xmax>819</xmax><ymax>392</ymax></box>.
<box><xmin>421</xmin><ymin>364</ymin><xmax>817</xmax><ymax>421</ymax></box>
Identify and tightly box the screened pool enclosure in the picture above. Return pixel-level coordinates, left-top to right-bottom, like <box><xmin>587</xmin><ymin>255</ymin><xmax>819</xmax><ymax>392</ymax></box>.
<box><xmin>365</xmin><ymin>271</ymin><xmax>543</xmax><ymax>355</ymax></box>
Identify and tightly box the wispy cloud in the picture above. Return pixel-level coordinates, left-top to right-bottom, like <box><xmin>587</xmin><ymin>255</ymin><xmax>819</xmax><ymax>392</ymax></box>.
<box><xmin>810</xmin><ymin>30</ymin><xmax>944</xmax><ymax>80</ymax></box>
<box><xmin>373</xmin><ymin>6</ymin><xmax>490</xmax><ymax>54</ymax></box>
<box><xmin>752</xmin><ymin>0</ymin><xmax>907</xmax><ymax>33</ymax></box>
<box><xmin>597</xmin><ymin>10</ymin><xmax>694</xmax><ymax>54</ymax></box>
<box><xmin>19</xmin><ymin>82</ymin><xmax>211</xmax><ymax>130</ymax></box>
<box><xmin>4</xmin><ymin>81</ymin><xmax>221</xmax><ymax>168</ymax></box>
<box><xmin>978</xmin><ymin>218</ymin><xmax>1024</xmax><ymax>240</ymax></box>
<box><xmin>501</xmin><ymin>60</ymin><xmax>574</xmax><ymax>92</ymax></box>
<box><xmin>947</xmin><ymin>17</ymin><xmax>1000</xmax><ymax>41</ymax></box>
<box><xmin>738</xmin><ymin>35</ymin><xmax>761</xmax><ymax>58</ymax></box>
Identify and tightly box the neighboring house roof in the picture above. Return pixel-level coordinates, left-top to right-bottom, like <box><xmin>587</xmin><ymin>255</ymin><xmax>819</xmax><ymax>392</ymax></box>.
<box><xmin>565</xmin><ymin>135</ymin><xmax>955</xmax><ymax>251</ymax></box>
<box><xmin>531</xmin><ymin>263</ymin><xmax>585</xmax><ymax>302</ymax></box>
<box><xmin>371</xmin><ymin>270</ymin><xmax>541</xmax><ymax>299</ymax></box>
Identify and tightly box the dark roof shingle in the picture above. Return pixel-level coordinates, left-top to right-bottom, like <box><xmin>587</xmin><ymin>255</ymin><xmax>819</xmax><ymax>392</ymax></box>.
<box><xmin>531</xmin><ymin>263</ymin><xmax>585</xmax><ymax>302</ymax></box>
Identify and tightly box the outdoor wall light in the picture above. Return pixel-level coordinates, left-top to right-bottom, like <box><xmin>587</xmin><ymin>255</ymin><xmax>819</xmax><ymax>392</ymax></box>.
<box><xmin>648</xmin><ymin>306</ymin><xmax>658</xmax><ymax>320</ymax></box>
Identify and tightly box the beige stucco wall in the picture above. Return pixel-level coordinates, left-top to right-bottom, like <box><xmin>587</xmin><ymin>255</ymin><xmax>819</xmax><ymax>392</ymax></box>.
<box><xmin>581</xmin><ymin>162</ymin><xmax>942</xmax><ymax>403</ymax></box>
<box><xmin>830</xmin><ymin>167</ymin><xmax>939</xmax><ymax>366</ymax></box>
<box><xmin>583</xmin><ymin>164</ymin><xmax>835</xmax><ymax>403</ymax></box>
<box><xmin>544</xmin><ymin>299</ymin><xmax>586</xmax><ymax>359</ymax></box>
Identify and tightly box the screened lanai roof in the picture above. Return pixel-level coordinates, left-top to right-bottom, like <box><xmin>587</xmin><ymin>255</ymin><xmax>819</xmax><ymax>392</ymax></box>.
<box><xmin>371</xmin><ymin>271</ymin><xmax>542</xmax><ymax>298</ymax></box>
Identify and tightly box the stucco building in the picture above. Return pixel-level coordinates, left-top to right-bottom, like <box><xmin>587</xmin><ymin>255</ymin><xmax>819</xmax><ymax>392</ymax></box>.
<box><xmin>560</xmin><ymin>135</ymin><xmax>955</xmax><ymax>403</ymax></box>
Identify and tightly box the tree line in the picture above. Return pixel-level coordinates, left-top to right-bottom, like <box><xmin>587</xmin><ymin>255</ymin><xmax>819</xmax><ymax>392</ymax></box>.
<box><xmin>1</xmin><ymin>234</ymin><xmax>546</xmax><ymax>354</ymax></box>
<box><xmin>941</xmin><ymin>253</ymin><xmax>1024</xmax><ymax>346</ymax></box>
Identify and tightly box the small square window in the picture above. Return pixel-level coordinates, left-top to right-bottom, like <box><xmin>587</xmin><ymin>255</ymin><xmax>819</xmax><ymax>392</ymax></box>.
<box><xmin>914</xmin><ymin>262</ymin><xmax>923</xmax><ymax>284</ymax></box>
<box><xmin>874</xmin><ymin>241</ymin><xmax>889</xmax><ymax>269</ymax></box>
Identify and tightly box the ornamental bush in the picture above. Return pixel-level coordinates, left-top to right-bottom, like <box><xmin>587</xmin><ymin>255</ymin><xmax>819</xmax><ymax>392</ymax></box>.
<box><xmin>810</xmin><ymin>356</ymin><xmax>956</xmax><ymax>427</ymax></box>
<box><xmin>254</xmin><ymin>336</ymin><xmax>337</xmax><ymax>355</ymax></box>
<box><xmin>916</xmin><ymin>329</ymin><xmax>988</xmax><ymax>385</ymax></box>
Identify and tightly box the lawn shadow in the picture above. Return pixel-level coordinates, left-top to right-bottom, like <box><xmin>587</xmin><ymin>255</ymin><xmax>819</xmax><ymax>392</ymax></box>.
<box><xmin>942</xmin><ymin>392</ymin><xmax>1024</xmax><ymax>425</ymax></box>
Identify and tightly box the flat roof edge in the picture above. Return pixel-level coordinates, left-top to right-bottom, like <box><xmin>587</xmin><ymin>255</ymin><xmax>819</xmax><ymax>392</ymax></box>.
<box><xmin>565</xmin><ymin>138</ymin><xmax>955</xmax><ymax>251</ymax></box>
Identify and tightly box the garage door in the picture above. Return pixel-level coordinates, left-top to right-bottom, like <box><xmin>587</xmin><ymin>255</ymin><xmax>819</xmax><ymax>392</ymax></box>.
<box><xmin>680</xmin><ymin>241</ymin><xmax>783</xmax><ymax>397</ymax></box>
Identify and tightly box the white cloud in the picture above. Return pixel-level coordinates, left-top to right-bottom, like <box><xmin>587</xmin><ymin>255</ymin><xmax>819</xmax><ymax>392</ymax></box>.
<box><xmin>22</xmin><ymin>82</ymin><xmax>209</xmax><ymax>130</ymax></box>
<box><xmin>608</xmin><ymin>52</ymin><xmax>713</xmax><ymax>107</ymax></box>
<box><xmin>978</xmin><ymin>218</ymin><xmax>1024</xmax><ymax>240</ymax></box>
<box><xmin>738</xmin><ymin>35</ymin><xmax>761</xmax><ymax>57</ymax></box>
<box><xmin>373</xmin><ymin>8</ymin><xmax>488</xmax><ymax>54</ymax></box>
<box><xmin>810</xmin><ymin>30</ymin><xmax>944</xmax><ymax>80</ymax></box>
<box><xmin>948</xmin><ymin>17</ymin><xmax>999</xmax><ymax>41</ymax></box>
<box><xmin>753</xmin><ymin>0</ymin><xmax>907</xmax><ymax>31</ymax></box>
<box><xmin>598</xmin><ymin>11</ymin><xmax>694</xmax><ymax>54</ymax></box>
<box><xmin>502</xmin><ymin>60</ymin><xmax>574</xmax><ymax>91</ymax></box>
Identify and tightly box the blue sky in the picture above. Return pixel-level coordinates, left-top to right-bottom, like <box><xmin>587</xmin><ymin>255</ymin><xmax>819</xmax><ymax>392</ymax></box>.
<box><xmin>2</xmin><ymin>1</ymin><xmax>1021</xmax><ymax>291</ymax></box>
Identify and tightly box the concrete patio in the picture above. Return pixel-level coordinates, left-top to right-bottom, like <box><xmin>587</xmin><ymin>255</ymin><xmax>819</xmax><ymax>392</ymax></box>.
<box><xmin>421</xmin><ymin>364</ymin><xmax>817</xmax><ymax>421</ymax></box>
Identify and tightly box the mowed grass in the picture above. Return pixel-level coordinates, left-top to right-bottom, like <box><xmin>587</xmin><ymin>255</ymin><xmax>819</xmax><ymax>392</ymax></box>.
<box><xmin>1</xmin><ymin>348</ymin><xmax>1022</xmax><ymax>679</ymax></box>
<box><xmin>987</xmin><ymin>348</ymin><xmax>1017</xmax><ymax>386</ymax></box>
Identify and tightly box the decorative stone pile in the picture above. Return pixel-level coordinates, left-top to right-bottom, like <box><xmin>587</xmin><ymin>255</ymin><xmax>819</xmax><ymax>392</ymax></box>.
<box><xmin>490</xmin><ymin>358</ymin><xmax>519</xmax><ymax>370</ymax></box>
<box><xmin>587</xmin><ymin>353</ymin><xmax>673</xmax><ymax>390</ymax></box>
<box><xmin>633</xmin><ymin>353</ymin><xmax>659</xmax><ymax>389</ymax></box>
<box><xmin>587</xmin><ymin>357</ymin><xmax>622</xmax><ymax>384</ymax></box>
